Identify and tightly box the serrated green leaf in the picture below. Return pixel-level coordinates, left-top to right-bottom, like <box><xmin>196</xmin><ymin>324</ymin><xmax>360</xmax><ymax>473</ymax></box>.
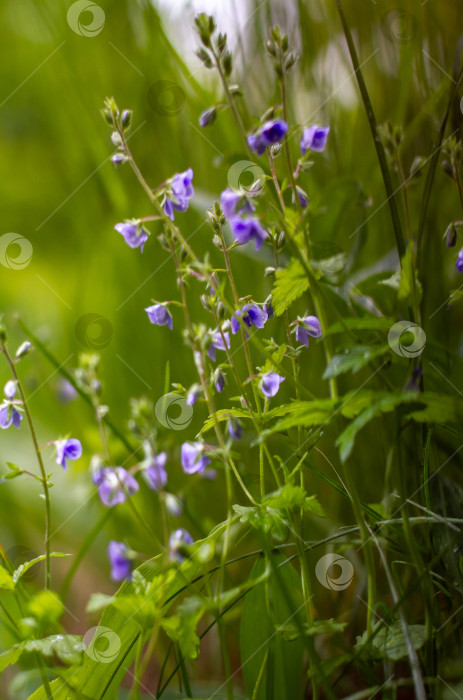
<box><xmin>324</xmin><ymin>317</ymin><xmax>394</xmax><ymax>336</ymax></box>
<box><xmin>355</xmin><ymin>621</ymin><xmax>426</xmax><ymax>661</ymax></box>
<box><xmin>272</xmin><ymin>259</ymin><xmax>310</xmax><ymax>316</ymax></box>
<box><xmin>86</xmin><ymin>593</ymin><xmax>117</xmax><ymax>615</ymax></box>
<box><xmin>0</xmin><ymin>646</ymin><xmax>22</xmax><ymax>673</ymax></box>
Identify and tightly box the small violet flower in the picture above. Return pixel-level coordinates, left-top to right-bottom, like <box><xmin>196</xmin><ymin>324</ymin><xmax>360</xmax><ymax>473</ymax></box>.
<box><xmin>260</xmin><ymin>372</ymin><xmax>285</xmax><ymax>399</ymax></box>
<box><xmin>293</xmin><ymin>315</ymin><xmax>322</xmax><ymax>348</ymax></box>
<box><xmin>142</xmin><ymin>452</ymin><xmax>168</xmax><ymax>491</ymax></box>
<box><xmin>164</xmin><ymin>168</ymin><xmax>194</xmax><ymax>221</ymax></box>
<box><xmin>97</xmin><ymin>467</ymin><xmax>139</xmax><ymax>507</ymax></box>
<box><xmin>207</xmin><ymin>331</ymin><xmax>230</xmax><ymax>361</ymax></box>
<box><xmin>186</xmin><ymin>385</ymin><xmax>201</xmax><ymax>406</ymax></box>
<box><xmin>107</xmin><ymin>541</ymin><xmax>132</xmax><ymax>581</ymax></box>
<box><xmin>228</xmin><ymin>417</ymin><xmax>242</xmax><ymax>440</ymax></box>
<box><xmin>145</xmin><ymin>304</ymin><xmax>173</xmax><ymax>330</ymax></box>
<box><xmin>248</xmin><ymin>119</ymin><xmax>288</xmax><ymax>156</ymax></box>
<box><xmin>215</xmin><ymin>371</ymin><xmax>225</xmax><ymax>393</ymax></box>
<box><xmin>220</xmin><ymin>188</ymin><xmax>255</xmax><ymax>219</ymax></box>
<box><xmin>55</xmin><ymin>438</ymin><xmax>82</xmax><ymax>470</ymax></box>
<box><xmin>181</xmin><ymin>442</ymin><xmax>211</xmax><ymax>475</ymax></box>
<box><xmin>231</xmin><ymin>304</ymin><xmax>268</xmax><ymax>335</ymax></box>
<box><xmin>115</xmin><ymin>222</ymin><xmax>148</xmax><ymax>253</ymax></box>
<box><xmin>169</xmin><ymin>528</ymin><xmax>194</xmax><ymax>562</ymax></box>
<box><xmin>230</xmin><ymin>216</ymin><xmax>268</xmax><ymax>251</ymax></box>
<box><xmin>457</xmin><ymin>249</ymin><xmax>463</xmax><ymax>273</ymax></box>
<box><xmin>0</xmin><ymin>381</ymin><xmax>23</xmax><ymax>430</ymax></box>
<box><xmin>300</xmin><ymin>125</ymin><xmax>330</xmax><ymax>155</ymax></box>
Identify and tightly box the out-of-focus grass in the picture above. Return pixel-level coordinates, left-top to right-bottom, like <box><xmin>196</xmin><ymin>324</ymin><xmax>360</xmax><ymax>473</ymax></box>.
<box><xmin>1</xmin><ymin>0</ymin><xmax>462</xmax><ymax>694</ymax></box>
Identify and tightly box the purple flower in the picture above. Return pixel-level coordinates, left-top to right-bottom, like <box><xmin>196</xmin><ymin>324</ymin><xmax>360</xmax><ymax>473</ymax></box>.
<box><xmin>0</xmin><ymin>404</ymin><xmax>22</xmax><ymax>430</ymax></box>
<box><xmin>260</xmin><ymin>372</ymin><xmax>285</xmax><ymax>398</ymax></box>
<box><xmin>169</xmin><ymin>528</ymin><xmax>194</xmax><ymax>562</ymax></box>
<box><xmin>220</xmin><ymin>188</ymin><xmax>255</xmax><ymax>219</ymax></box>
<box><xmin>164</xmin><ymin>168</ymin><xmax>194</xmax><ymax>221</ymax></box>
<box><xmin>294</xmin><ymin>315</ymin><xmax>322</xmax><ymax>348</ymax></box>
<box><xmin>57</xmin><ymin>379</ymin><xmax>78</xmax><ymax>404</ymax></box>
<box><xmin>181</xmin><ymin>442</ymin><xmax>211</xmax><ymax>475</ymax></box>
<box><xmin>264</xmin><ymin>301</ymin><xmax>274</xmax><ymax>319</ymax></box>
<box><xmin>186</xmin><ymin>385</ymin><xmax>201</xmax><ymax>406</ymax></box>
<box><xmin>55</xmin><ymin>438</ymin><xmax>82</xmax><ymax>470</ymax></box>
<box><xmin>207</xmin><ymin>331</ymin><xmax>230</xmax><ymax>361</ymax></box>
<box><xmin>0</xmin><ymin>381</ymin><xmax>23</xmax><ymax>430</ymax></box>
<box><xmin>143</xmin><ymin>452</ymin><xmax>167</xmax><ymax>491</ymax></box>
<box><xmin>108</xmin><ymin>541</ymin><xmax>132</xmax><ymax>581</ymax></box>
<box><xmin>296</xmin><ymin>188</ymin><xmax>309</xmax><ymax>208</ymax></box>
<box><xmin>248</xmin><ymin>119</ymin><xmax>288</xmax><ymax>156</ymax></box>
<box><xmin>115</xmin><ymin>222</ymin><xmax>148</xmax><ymax>253</ymax></box>
<box><xmin>215</xmin><ymin>372</ymin><xmax>225</xmax><ymax>393</ymax></box>
<box><xmin>231</xmin><ymin>304</ymin><xmax>268</xmax><ymax>335</ymax></box>
<box><xmin>4</xmin><ymin>381</ymin><xmax>16</xmax><ymax>399</ymax></box>
<box><xmin>145</xmin><ymin>304</ymin><xmax>173</xmax><ymax>330</ymax></box>
<box><xmin>457</xmin><ymin>249</ymin><xmax>463</xmax><ymax>273</ymax></box>
<box><xmin>300</xmin><ymin>125</ymin><xmax>330</xmax><ymax>155</ymax></box>
<box><xmin>199</xmin><ymin>107</ymin><xmax>217</xmax><ymax>127</ymax></box>
<box><xmin>97</xmin><ymin>467</ymin><xmax>139</xmax><ymax>507</ymax></box>
<box><xmin>230</xmin><ymin>216</ymin><xmax>268</xmax><ymax>251</ymax></box>
<box><xmin>228</xmin><ymin>417</ymin><xmax>242</xmax><ymax>440</ymax></box>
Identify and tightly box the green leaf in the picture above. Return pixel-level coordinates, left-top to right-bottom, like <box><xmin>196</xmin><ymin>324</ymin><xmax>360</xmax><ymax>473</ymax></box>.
<box><xmin>355</xmin><ymin>621</ymin><xmax>426</xmax><ymax>661</ymax></box>
<box><xmin>13</xmin><ymin>553</ymin><xmax>72</xmax><ymax>585</ymax></box>
<box><xmin>86</xmin><ymin>593</ymin><xmax>117</xmax><ymax>615</ymax></box>
<box><xmin>161</xmin><ymin>597</ymin><xmax>204</xmax><ymax>660</ymax></box>
<box><xmin>28</xmin><ymin>590</ymin><xmax>64</xmax><ymax>625</ymax></box>
<box><xmin>324</xmin><ymin>316</ymin><xmax>394</xmax><ymax>336</ymax></box>
<box><xmin>272</xmin><ymin>259</ymin><xmax>310</xmax><ymax>316</ymax></box>
<box><xmin>277</xmin><ymin>618</ymin><xmax>348</xmax><ymax>640</ymax></box>
<box><xmin>22</xmin><ymin>635</ymin><xmax>84</xmax><ymax>666</ymax></box>
<box><xmin>264</xmin><ymin>484</ymin><xmax>324</xmax><ymax>517</ymax></box>
<box><xmin>240</xmin><ymin>553</ymin><xmax>304</xmax><ymax>700</ymax></box>
<box><xmin>322</xmin><ymin>344</ymin><xmax>390</xmax><ymax>380</ymax></box>
<box><xmin>0</xmin><ymin>566</ymin><xmax>14</xmax><ymax>591</ymax></box>
<box><xmin>398</xmin><ymin>242</ymin><xmax>422</xmax><ymax>304</ymax></box>
<box><xmin>337</xmin><ymin>392</ymin><xmax>463</xmax><ymax>462</ymax></box>
<box><xmin>0</xmin><ymin>646</ymin><xmax>21</xmax><ymax>673</ymax></box>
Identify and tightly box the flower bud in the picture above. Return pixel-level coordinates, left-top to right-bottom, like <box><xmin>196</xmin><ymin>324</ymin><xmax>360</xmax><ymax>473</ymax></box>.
<box><xmin>222</xmin><ymin>52</ymin><xmax>232</xmax><ymax>77</ymax></box>
<box><xmin>111</xmin><ymin>131</ymin><xmax>122</xmax><ymax>146</ymax></box>
<box><xmin>195</xmin><ymin>48</ymin><xmax>214</xmax><ymax>68</ymax></box>
<box><xmin>446</xmin><ymin>222</ymin><xmax>457</xmax><ymax>248</ymax></box>
<box><xmin>0</xmin><ymin>324</ymin><xmax>7</xmax><ymax>342</ymax></box>
<box><xmin>112</xmin><ymin>153</ymin><xmax>127</xmax><ymax>165</ymax></box>
<box><xmin>213</xmin><ymin>234</ymin><xmax>222</xmax><ymax>248</ymax></box>
<box><xmin>199</xmin><ymin>107</ymin><xmax>217</xmax><ymax>127</ymax></box>
<box><xmin>15</xmin><ymin>341</ymin><xmax>32</xmax><ymax>359</ymax></box>
<box><xmin>121</xmin><ymin>109</ymin><xmax>133</xmax><ymax>131</ymax></box>
<box><xmin>217</xmin><ymin>32</ymin><xmax>227</xmax><ymax>54</ymax></box>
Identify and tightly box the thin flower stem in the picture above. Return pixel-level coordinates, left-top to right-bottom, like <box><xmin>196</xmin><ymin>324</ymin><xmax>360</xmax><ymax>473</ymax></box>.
<box><xmin>210</xmin><ymin>45</ymin><xmax>250</xmax><ymax>157</ymax></box>
<box><xmin>1</xmin><ymin>340</ymin><xmax>52</xmax><ymax>590</ymax></box>
<box><xmin>280</xmin><ymin>70</ymin><xmax>302</xmax><ymax>213</ymax></box>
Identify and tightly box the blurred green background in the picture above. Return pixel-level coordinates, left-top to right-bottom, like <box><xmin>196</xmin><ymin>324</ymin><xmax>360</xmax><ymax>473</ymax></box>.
<box><xmin>1</xmin><ymin>0</ymin><xmax>462</xmax><ymax>695</ymax></box>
